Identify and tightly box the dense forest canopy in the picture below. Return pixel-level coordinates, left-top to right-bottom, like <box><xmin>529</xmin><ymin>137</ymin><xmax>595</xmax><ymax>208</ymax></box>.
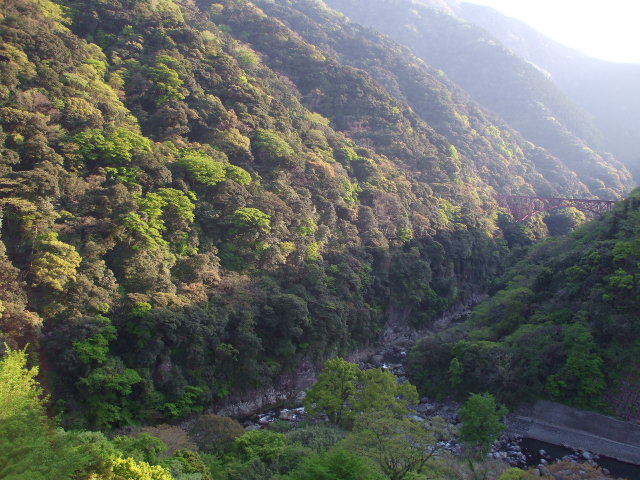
<box><xmin>1</xmin><ymin>0</ymin><xmax>510</xmax><ymax>428</ymax></box>
<box><xmin>410</xmin><ymin>190</ymin><xmax>640</xmax><ymax>418</ymax></box>
<box><xmin>324</xmin><ymin>0</ymin><xmax>634</xmax><ymax>198</ymax></box>
<box><xmin>1</xmin><ymin>0</ymin><xmax>639</xmax><ymax>478</ymax></box>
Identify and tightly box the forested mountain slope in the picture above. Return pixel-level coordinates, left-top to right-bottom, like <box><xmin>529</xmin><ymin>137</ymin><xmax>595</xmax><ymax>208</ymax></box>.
<box><xmin>456</xmin><ymin>1</ymin><xmax>640</xmax><ymax>181</ymax></box>
<box><xmin>0</xmin><ymin>0</ymin><xmax>505</xmax><ymax>428</ymax></box>
<box><xmin>236</xmin><ymin>0</ymin><xmax>589</xmax><ymax>199</ymax></box>
<box><xmin>324</xmin><ymin>0</ymin><xmax>633</xmax><ymax>199</ymax></box>
<box><xmin>410</xmin><ymin>189</ymin><xmax>640</xmax><ymax>419</ymax></box>
<box><xmin>0</xmin><ymin>0</ymin><xmax>633</xmax><ymax>432</ymax></box>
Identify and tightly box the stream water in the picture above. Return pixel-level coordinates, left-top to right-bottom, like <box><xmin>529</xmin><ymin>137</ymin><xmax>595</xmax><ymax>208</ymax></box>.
<box><xmin>520</xmin><ymin>438</ymin><xmax>640</xmax><ymax>479</ymax></box>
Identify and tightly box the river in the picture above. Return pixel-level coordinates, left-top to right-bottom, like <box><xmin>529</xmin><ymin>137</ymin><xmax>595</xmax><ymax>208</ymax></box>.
<box><xmin>521</xmin><ymin>438</ymin><xmax>640</xmax><ymax>479</ymax></box>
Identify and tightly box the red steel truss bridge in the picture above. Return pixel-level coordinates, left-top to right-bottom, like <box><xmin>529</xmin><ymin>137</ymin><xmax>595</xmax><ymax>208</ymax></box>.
<box><xmin>496</xmin><ymin>195</ymin><xmax>617</xmax><ymax>221</ymax></box>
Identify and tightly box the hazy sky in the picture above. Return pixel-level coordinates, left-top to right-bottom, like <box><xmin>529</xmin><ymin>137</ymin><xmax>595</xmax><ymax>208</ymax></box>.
<box><xmin>464</xmin><ymin>0</ymin><xmax>640</xmax><ymax>63</ymax></box>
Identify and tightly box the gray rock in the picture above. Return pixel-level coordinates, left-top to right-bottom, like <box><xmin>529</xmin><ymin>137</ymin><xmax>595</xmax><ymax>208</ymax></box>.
<box><xmin>537</xmin><ymin>465</ymin><xmax>551</xmax><ymax>477</ymax></box>
<box><xmin>279</xmin><ymin>409</ymin><xmax>295</xmax><ymax>421</ymax></box>
<box><xmin>258</xmin><ymin>414</ymin><xmax>273</xmax><ymax>424</ymax></box>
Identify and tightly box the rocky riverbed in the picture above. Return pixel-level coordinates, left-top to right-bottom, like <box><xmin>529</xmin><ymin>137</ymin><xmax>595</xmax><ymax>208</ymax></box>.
<box><xmin>221</xmin><ymin>298</ymin><xmax>630</xmax><ymax>477</ymax></box>
<box><xmin>239</xmin><ymin>344</ymin><xmax>626</xmax><ymax>478</ymax></box>
<box><xmin>240</xmin><ymin>387</ymin><xmax>623</xmax><ymax>477</ymax></box>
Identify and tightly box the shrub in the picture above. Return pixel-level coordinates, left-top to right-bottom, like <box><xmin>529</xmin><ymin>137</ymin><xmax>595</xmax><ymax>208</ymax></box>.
<box><xmin>188</xmin><ymin>414</ymin><xmax>245</xmax><ymax>454</ymax></box>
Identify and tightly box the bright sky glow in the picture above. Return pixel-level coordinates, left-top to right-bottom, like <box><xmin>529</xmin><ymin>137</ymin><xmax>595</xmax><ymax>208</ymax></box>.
<box><xmin>463</xmin><ymin>0</ymin><xmax>640</xmax><ymax>64</ymax></box>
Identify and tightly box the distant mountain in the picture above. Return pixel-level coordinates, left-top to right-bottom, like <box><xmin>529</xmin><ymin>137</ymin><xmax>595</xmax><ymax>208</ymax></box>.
<box><xmin>456</xmin><ymin>2</ymin><xmax>640</xmax><ymax>181</ymax></box>
<box><xmin>243</xmin><ymin>0</ymin><xmax>589</xmax><ymax>199</ymax></box>
<box><xmin>325</xmin><ymin>0</ymin><xmax>634</xmax><ymax>198</ymax></box>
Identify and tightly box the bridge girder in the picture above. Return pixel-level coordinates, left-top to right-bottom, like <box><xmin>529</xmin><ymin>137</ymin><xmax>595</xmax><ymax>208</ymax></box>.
<box><xmin>495</xmin><ymin>195</ymin><xmax>617</xmax><ymax>222</ymax></box>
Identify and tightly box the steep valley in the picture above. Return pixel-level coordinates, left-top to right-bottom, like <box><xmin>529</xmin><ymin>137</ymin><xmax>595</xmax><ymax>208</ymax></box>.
<box><xmin>1</xmin><ymin>0</ymin><xmax>639</xmax><ymax>479</ymax></box>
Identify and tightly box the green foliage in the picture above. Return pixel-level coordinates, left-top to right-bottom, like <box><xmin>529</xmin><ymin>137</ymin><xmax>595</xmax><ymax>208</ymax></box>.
<box><xmin>231</xmin><ymin>207</ymin><xmax>271</xmax><ymax>233</ymax></box>
<box><xmin>156</xmin><ymin>188</ymin><xmax>197</xmax><ymax>224</ymax></box>
<box><xmin>78</xmin><ymin>358</ymin><xmax>143</xmax><ymax>428</ymax></box>
<box><xmin>105</xmin><ymin>166</ymin><xmax>141</xmax><ymax>184</ymax></box>
<box><xmin>252</xmin><ymin>129</ymin><xmax>295</xmax><ymax>164</ymax></box>
<box><xmin>326</xmin><ymin>0</ymin><xmax>633</xmax><ymax>198</ymax></box>
<box><xmin>448</xmin><ymin>357</ymin><xmax>463</xmax><ymax>386</ymax></box>
<box><xmin>305</xmin><ymin>358</ymin><xmax>418</xmax><ymax>428</ymax></box>
<box><xmin>546</xmin><ymin>323</ymin><xmax>605</xmax><ymax>408</ymax></box>
<box><xmin>225</xmin><ymin>164</ymin><xmax>252</xmax><ymax>185</ymax></box>
<box><xmin>112</xmin><ymin>433</ymin><xmax>168</xmax><ymax>465</ymax></box>
<box><xmin>165</xmin><ymin>449</ymin><xmax>212</xmax><ymax>480</ymax></box>
<box><xmin>304</xmin><ymin>357</ymin><xmax>359</xmax><ymax>426</ymax></box>
<box><xmin>122</xmin><ymin>188</ymin><xmax>195</xmax><ymax>252</ymax></box>
<box><xmin>164</xmin><ymin>385</ymin><xmax>204</xmax><ymax>418</ymax></box>
<box><xmin>544</xmin><ymin>208</ymin><xmax>586</xmax><ymax>236</ymax></box>
<box><xmin>459</xmin><ymin>393</ymin><xmax>508</xmax><ymax>456</ymax></box>
<box><xmin>353</xmin><ymin>368</ymin><xmax>419</xmax><ymax>416</ymax></box>
<box><xmin>236</xmin><ymin>48</ymin><xmax>260</xmax><ymax>69</ymax></box>
<box><xmin>122</xmin><ymin>211</ymin><xmax>168</xmax><ymax>250</ymax></box>
<box><xmin>72</xmin><ymin>315</ymin><xmax>117</xmax><ymax>364</ymax></box>
<box><xmin>7</xmin><ymin>0</ymin><xmax>627</xmax><ymax>432</ymax></box>
<box><xmin>285</xmin><ymin>424</ymin><xmax>347</xmax><ymax>454</ymax></box>
<box><xmin>282</xmin><ymin>448</ymin><xmax>383</xmax><ymax>480</ymax></box>
<box><xmin>342</xmin><ymin>415</ymin><xmax>451</xmax><ymax>480</ymax></box>
<box><xmin>410</xmin><ymin>194</ymin><xmax>640</xmax><ymax>413</ymax></box>
<box><xmin>498</xmin><ymin>467</ymin><xmax>539</xmax><ymax>479</ymax></box>
<box><xmin>148</xmin><ymin>55</ymin><xmax>188</xmax><ymax>105</ymax></box>
<box><xmin>188</xmin><ymin>414</ymin><xmax>245</xmax><ymax>454</ymax></box>
<box><xmin>0</xmin><ymin>347</ymin><xmax>88</xmax><ymax>480</ymax></box>
<box><xmin>235</xmin><ymin>430</ymin><xmax>288</xmax><ymax>462</ymax></box>
<box><xmin>111</xmin><ymin>456</ymin><xmax>174</xmax><ymax>480</ymax></box>
<box><xmin>0</xmin><ymin>346</ymin><xmax>44</xmax><ymax>423</ymax></box>
<box><xmin>179</xmin><ymin>150</ymin><xmax>227</xmax><ymax>186</ymax></box>
<box><xmin>74</xmin><ymin>127</ymin><xmax>152</xmax><ymax>166</ymax></box>
<box><xmin>31</xmin><ymin>232</ymin><xmax>82</xmax><ymax>292</ymax></box>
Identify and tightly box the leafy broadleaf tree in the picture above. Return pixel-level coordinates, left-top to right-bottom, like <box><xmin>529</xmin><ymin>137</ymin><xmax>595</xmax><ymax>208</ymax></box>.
<box><xmin>546</xmin><ymin>323</ymin><xmax>605</xmax><ymax>408</ymax></box>
<box><xmin>282</xmin><ymin>448</ymin><xmax>383</xmax><ymax>480</ymax></box>
<box><xmin>179</xmin><ymin>149</ymin><xmax>228</xmax><ymax>186</ymax></box>
<box><xmin>30</xmin><ymin>232</ymin><xmax>82</xmax><ymax>292</ymax></box>
<box><xmin>304</xmin><ymin>357</ymin><xmax>360</xmax><ymax>427</ymax></box>
<box><xmin>459</xmin><ymin>392</ymin><xmax>508</xmax><ymax>457</ymax></box>
<box><xmin>0</xmin><ymin>347</ymin><xmax>88</xmax><ymax>480</ymax></box>
<box><xmin>353</xmin><ymin>367</ymin><xmax>418</xmax><ymax>416</ymax></box>
<box><xmin>305</xmin><ymin>358</ymin><xmax>418</xmax><ymax>428</ymax></box>
<box><xmin>342</xmin><ymin>414</ymin><xmax>451</xmax><ymax>480</ymax></box>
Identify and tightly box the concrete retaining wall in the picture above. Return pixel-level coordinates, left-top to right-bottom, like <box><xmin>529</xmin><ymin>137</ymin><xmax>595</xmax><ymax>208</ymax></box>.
<box><xmin>508</xmin><ymin>400</ymin><xmax>640</xmax><ymax>465</ymax></box>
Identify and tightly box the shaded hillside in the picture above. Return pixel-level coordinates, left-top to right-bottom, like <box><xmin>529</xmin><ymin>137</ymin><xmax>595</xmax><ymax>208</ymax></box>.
<box><xmin>410</xmin><ymin>189</ymin><xmax>640</xmax><ymax>418</ymax></box>
<box><xmin>325</xmin><ymin>0</ymin><xmax>633</xmax><ymax>199</ymax></box>
<box><xmin>456</xmin><ymin>1</ymin><xmax>640</xmax><ymax>181</ymax></box>
<box><xmin>245</xmin><ymin>0</ymin><xmax>590</xmax><ymax>199</ymax></box>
